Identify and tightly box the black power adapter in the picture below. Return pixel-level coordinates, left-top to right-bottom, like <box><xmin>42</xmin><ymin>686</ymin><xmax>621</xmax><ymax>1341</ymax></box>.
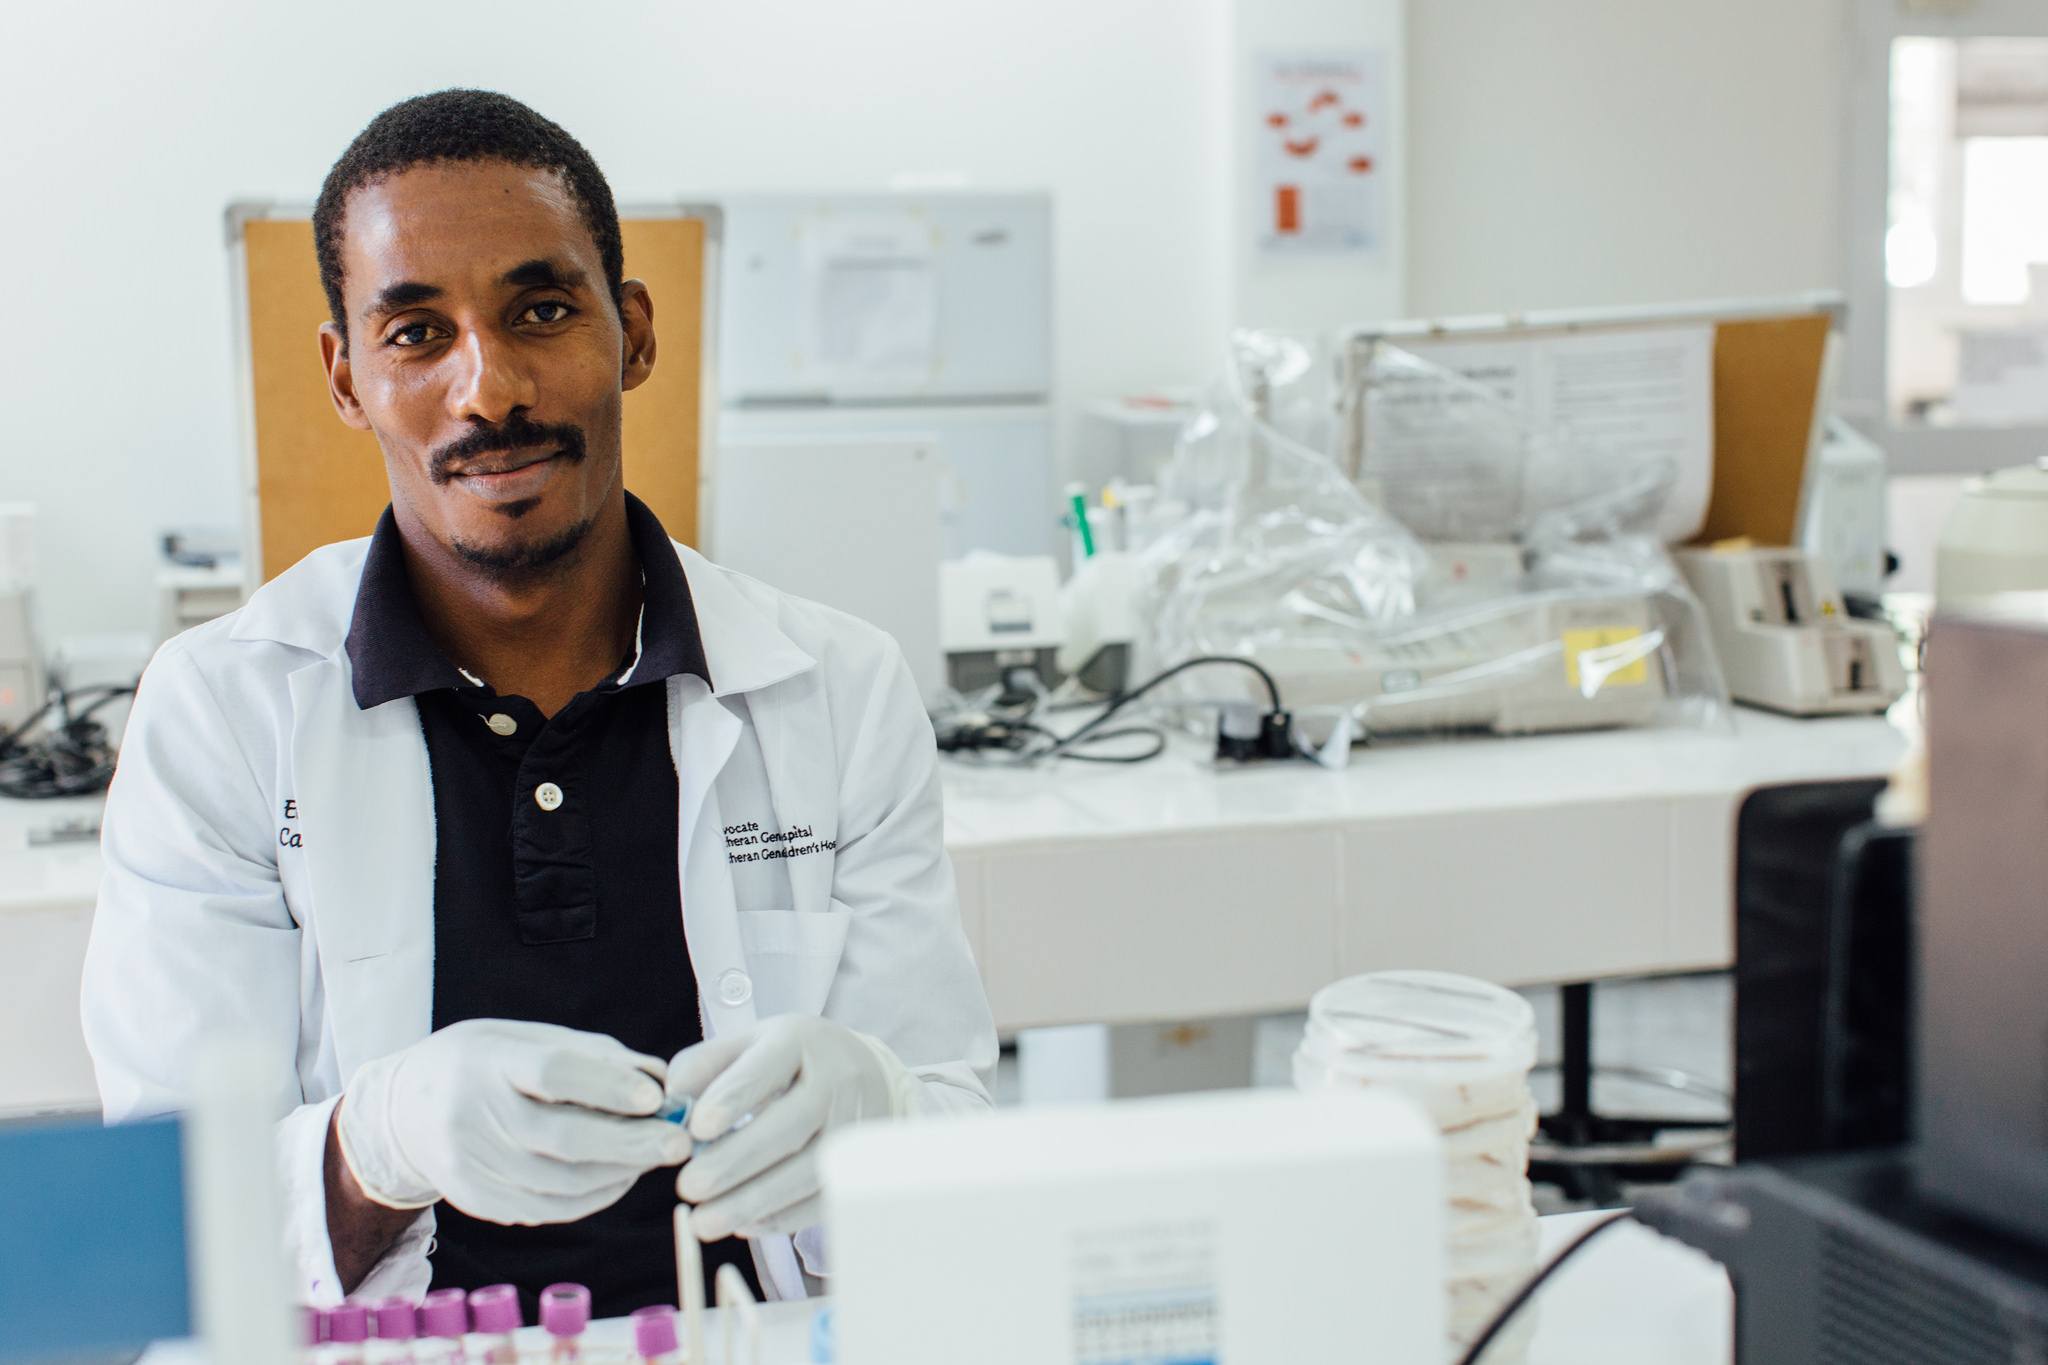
<box><xmin>1214</xmin><ymin>708</ymin><xmax>1296</xmax><ymax>763</ymax></box>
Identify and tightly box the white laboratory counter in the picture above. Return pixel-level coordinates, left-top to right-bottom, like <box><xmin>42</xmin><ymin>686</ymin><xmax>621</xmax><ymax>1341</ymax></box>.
<box><xmin>0</xmin><ymin>708</ymin><xmax>1905</xmax><ymax>1113</ymax></box>
<box><xmin>943</xmin><ymin>708</ymin><xmax>1906</xmax><ymax>1031</ymax></box>
<box><xmin>0</xmin><ymin>795</ymin><xmax>109</xmax><ymax>1115</ymax></box>
<box><xmin>132</xmin><ymin>1211</ymin><xmax>1729</xmax><ymax>1364</ymax></box>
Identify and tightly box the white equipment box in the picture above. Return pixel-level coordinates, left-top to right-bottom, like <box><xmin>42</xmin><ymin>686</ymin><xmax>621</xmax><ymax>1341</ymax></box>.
<box><xmin>941</xmin><ymin>553</ymin><xmax>1065</xmax><ymax>694</ymax></box>
<box><xmin>821</xmin><ymin>1089</ymin><xmax>1446</xmax><ymax>1365</ymax></box>
<box><xmin>708</xmin><ymin>436</ymin><xmax>945</xmax><ymax>705</ymax></box>
<box><xmin>1677</xmin><ymin>546</ymin><xmax>1906</xmax><ymax>716</ymax></box>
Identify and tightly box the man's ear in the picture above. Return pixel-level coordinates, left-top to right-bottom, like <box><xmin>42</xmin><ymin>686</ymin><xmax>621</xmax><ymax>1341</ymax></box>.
<box><xmin>319</xmin><ymin>321</ymin><xmax>372</xmax><ymax>430</ymax></box>
<box><xmin>619</xmin><ymin>279</ymin><xmax>657</xmax><ymax>393</ymax></box>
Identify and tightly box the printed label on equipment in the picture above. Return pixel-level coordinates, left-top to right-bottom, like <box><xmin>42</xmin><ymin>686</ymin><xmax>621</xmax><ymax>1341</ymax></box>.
<box><xmin>1070</xmin><ymin>1218</ymin><xmax>1222</xmax><ymax>1365</ymax></box>
<box><xmin>1561</xmin><ymin>626</ymin><xmax>1651</xmax><ymax>691</ymax></box>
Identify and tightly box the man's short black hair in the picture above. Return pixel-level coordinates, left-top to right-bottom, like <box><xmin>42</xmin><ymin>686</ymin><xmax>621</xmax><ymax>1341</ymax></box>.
<box><xmin>312</xmin><ymin>89</ymin><xmax>624</xmax><ymax>351</ymax></box>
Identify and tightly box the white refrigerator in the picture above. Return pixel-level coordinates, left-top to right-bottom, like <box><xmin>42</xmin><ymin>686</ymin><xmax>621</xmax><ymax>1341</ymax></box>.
<box><xmin>711</xmin><ymin>193</ymin><xmax>1058</xmax><ymax>562</ymax></box>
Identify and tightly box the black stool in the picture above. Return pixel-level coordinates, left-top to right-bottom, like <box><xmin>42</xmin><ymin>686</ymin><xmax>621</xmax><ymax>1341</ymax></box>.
<box><xmin>1530</xmin><ymin>980</ymin><xmax>1731</xmax><ymax>1206</ymax></box>
<box><xmin>1530</xmin><ymin>778</ymin><xmax>1894</xmax><ymax>1202</ymax></box>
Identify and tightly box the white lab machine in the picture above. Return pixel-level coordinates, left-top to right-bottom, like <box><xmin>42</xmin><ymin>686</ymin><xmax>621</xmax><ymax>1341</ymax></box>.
<box><xmin>1253</xmin><ymin>591</ymin><xmax>1671</xmax><ymax>738</ymax></box>
<box><xmin>157</xmin><ymin>564</ymin><xmax>247</xmax><ymax>643</ymax></box>
<box><xmin>1184</xmin><ymin>524</ymin><xmax>1669</xmax><ymax>738</ymax></box>
<box><xmin>717</xmin><ymin>193</ymin><xmax>1058</xmax><ymax>561</ymax></box>
<box><xmin>157</xmin><ymin>528</ymin><xmax>249</xmax><ymax>644</ymax></box>
<box><xmin>0</xmin><ymin>589</ymin><xmax>42</xmax><ymax>730</ymax></box>
<box><xmin>940</xmin><ymin>553</ymin><xmax>1065</xmax><ymax>694</ymax></box>
<box><xmin>1676</xmin><ymin>546</ymin><xmax>1906</xmax><ymax>716</ymax></box>
<box><xmin>1798</xmin><ymin>416</ymin><xmax>1891</xmax><ymax>603</ymax></box>
<box><xmin>1936</xmin><ymin>457</ymin><xmax>2048</xmax><ymax>604</ymax></box>
<box><xmin>0</xmin><ymin>505</ymin><xmax>44</xmax><ymax>728</ymax></box>
<box><xmin>821</xmin><ymin>1088</ymin><xmax>1447</xmax><ymax>1365</ymax></box>
<box><xmin>708</xmin><ymin>436</ymin><xmax>946</xmax><ymax>704</ymax></box>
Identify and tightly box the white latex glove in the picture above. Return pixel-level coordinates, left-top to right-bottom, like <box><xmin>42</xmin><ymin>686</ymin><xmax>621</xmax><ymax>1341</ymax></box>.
<box><xmin>666</xmin><ymin>1016</ymin><xmax>915</xmax><ymax>1241</ymax></box>
<box><xmin>336</xmin><ymin>1018</ymin><xmax>694</xmax><ymax>1226</ymax></box>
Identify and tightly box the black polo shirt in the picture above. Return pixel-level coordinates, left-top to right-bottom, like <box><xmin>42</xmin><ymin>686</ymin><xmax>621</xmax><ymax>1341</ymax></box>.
<box><xmin>344</xmin><ymin>492</ymin><xmax>759</xmax><ymax>1319</ymax></box>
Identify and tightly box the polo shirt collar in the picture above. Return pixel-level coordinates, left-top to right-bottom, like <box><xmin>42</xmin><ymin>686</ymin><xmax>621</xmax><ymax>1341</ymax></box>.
<box><xmin>345</xmin><ymin>492</ymin><xmax>711</xmax><ymax>710</ymax></box>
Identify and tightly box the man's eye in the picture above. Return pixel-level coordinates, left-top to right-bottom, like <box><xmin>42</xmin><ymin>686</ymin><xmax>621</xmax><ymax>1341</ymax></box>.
<box><xmin>521</xmin><ymin>301</ymin><xmax>573</xmax><ymax>325</ymax></box>
<box><xmin>387</xmin><ymin>323</ymin><xmax>438</xmax><ymax>348</ymax></box>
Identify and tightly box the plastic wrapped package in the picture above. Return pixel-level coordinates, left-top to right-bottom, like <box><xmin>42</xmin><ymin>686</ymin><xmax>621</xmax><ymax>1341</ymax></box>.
<box><xmin>1135</xmin><ymin>331</ymin><xmax>1732</xmax><ymax>743</ymax></box>
<box><xmin>1143</xmin><ymin>330</ymin><xmax>1431</xmax><ymax>650</ymax></box>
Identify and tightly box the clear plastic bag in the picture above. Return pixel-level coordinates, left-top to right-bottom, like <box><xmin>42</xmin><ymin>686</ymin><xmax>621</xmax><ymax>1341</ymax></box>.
<box><xmin>1136</xmin><ymin>330</ymin><xmax>1731</xmax><ymax>743</ymax></box>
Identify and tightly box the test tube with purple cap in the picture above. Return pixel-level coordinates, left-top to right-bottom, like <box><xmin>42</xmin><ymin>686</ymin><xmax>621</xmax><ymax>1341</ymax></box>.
<box><xmin>367</xmin><ymin>1298</ymin><xmax>417</xmax><ymax>1365</ymax></box>
<box><xmin>539</xmin><ymin>1284</ymin><xmax>591</xmax><ymax>1362</ymax></box>
<box><xmin>413</xmin><ymin>1288</ymin><xmax>469</xmax><ymax>1364</ymax></box>
<box><xmin>630</xmin><ymin>1306</ymin><xmax>679</xmax><ymax>1365</ymax></box>
<box><xmin>466</xmin><ymin>1285</ymin><xmax>521</xmax><ymax>1365</ymax></box>
<box><xmin>324</xmin><ymin>1303</ymin><xmax>370</xmax><ymax>1365</ymax></box>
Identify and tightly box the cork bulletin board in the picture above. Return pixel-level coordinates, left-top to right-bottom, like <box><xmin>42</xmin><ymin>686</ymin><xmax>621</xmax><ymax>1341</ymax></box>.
<box><xmin>1694</xmin><ymin>311</ymin><xmax>1835</xmax><ymax>548</ymax></box>
<box><xmin>231</xmin><ymin>205</ymin><xmax>716</xmax><ymax>579</ymax></box>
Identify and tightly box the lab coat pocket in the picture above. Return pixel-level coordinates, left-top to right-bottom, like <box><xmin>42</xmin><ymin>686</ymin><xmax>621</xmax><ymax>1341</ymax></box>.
<box><xmin>734</xmin><ymin>909</ymin><xmax>851</xmax><ymax>1020</ymax></box>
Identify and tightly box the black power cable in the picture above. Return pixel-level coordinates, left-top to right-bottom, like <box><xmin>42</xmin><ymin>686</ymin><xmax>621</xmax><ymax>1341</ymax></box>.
<box><xmin>935</xmin><ymin>655</ymin><xmax>1287</xmax><ymax>767</ymax></box>
<box><xmin>0</xmin><ymin>681</ymin><xmax>136</xmax><ymax>800</ymax></box>
<box><xmin>1452</xmin><ymin>1209</ymin><xmax>1635</xmax><ymax>1365</ymax></box>
<box><xmin>1039</xmin><ymin>654</ymin><xmax>1282</xmax><ymax>761</ymax></box>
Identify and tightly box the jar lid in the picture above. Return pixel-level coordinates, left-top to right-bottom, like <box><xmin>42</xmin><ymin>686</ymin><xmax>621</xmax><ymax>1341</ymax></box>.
<box><xmin>1306</xmin><ymin>971</ymin><xmax>1535</xmax><ymax>1067</ymax></box>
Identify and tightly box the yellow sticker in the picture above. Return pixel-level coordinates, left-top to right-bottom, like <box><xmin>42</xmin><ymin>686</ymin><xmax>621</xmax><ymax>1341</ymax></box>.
<box><xmin>1563</xmin><ymin>627</ymin><xmax>1651</xmax><ymax>690</ymax></box>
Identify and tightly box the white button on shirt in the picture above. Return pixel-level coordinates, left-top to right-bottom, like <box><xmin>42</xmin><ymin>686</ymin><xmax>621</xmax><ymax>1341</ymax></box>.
<box><xmin>533</xmin><ymin>782</ymin><xmax>564</xmax><ymax>812</ymax></box>
<box><xmin>717</xmin><ymin>969</ymin><xmax>753</xmax><ymax>1006</ymax></box>
<box><xmin>485</xmin><ymin>713</ymin><xmax>518</xmax><ymax>737</ymax></box>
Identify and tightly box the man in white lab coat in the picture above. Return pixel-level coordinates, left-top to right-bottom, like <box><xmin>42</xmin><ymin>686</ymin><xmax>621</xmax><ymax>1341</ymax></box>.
<box><xmin>81</xmin><ymin>89</ymin><xmax>995</xmax><ymax>1313</ymax></box>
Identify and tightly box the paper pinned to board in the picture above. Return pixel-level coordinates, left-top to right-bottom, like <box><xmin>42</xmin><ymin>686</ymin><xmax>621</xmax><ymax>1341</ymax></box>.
<box><xmin>1365</xmin><ymin>324</ymin><xmax>1717</xmax><ymax>544</ymax></box>
<box><xmin>799</xmin><ymin>211</ymin><xmax>940</xmax><ymax>388</ymax></box>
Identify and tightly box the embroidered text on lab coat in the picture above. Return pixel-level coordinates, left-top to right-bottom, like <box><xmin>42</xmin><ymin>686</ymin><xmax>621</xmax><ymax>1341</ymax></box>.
<box><xmin>724</xmin><ymin>821</ymin><xmax>835</xmax><ymax>865</ymax></box>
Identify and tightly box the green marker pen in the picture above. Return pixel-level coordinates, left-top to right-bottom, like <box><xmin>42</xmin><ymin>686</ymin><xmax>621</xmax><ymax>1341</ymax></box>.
<box><xmin>1067</xmin><ymin>485</ymin><xmax>1096</xmax><ymax>560</ymax></box>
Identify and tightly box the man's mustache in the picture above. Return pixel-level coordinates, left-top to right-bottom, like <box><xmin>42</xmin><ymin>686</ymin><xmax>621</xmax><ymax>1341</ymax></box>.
<box><xmin>428</xmin><ymin>417</ymin><xmax>587</xmax><ymax>485</ymax></box>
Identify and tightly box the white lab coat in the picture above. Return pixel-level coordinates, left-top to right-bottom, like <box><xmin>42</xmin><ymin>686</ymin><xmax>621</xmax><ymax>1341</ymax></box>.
<box><xmin>81</xmin><ymin>532</ymin><xmax>997</xmax><ymax>1304</ymax></box>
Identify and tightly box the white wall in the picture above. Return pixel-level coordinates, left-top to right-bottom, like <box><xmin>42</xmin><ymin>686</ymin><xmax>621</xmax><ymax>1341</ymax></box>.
<box><xmin>2</xmin><ymin>0</ymin><xmax>1238</xmax><ymax>643</ymax></box>
<box><xmin>1405</xmin><ymin>0</ymin><xmax>1848</xmax><ymax>317</ymax></box>
<box><xmin>6</xmin><ymin>0</ymin><xmax>1859</xmax><ymax>644</ymax></box>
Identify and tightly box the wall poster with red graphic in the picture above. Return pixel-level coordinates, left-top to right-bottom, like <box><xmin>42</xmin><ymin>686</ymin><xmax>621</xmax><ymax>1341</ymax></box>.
<box><xmin>1256</xmin><ymin>50</ymin><xmax>1388</xmax><ymax>256</ymax></box>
